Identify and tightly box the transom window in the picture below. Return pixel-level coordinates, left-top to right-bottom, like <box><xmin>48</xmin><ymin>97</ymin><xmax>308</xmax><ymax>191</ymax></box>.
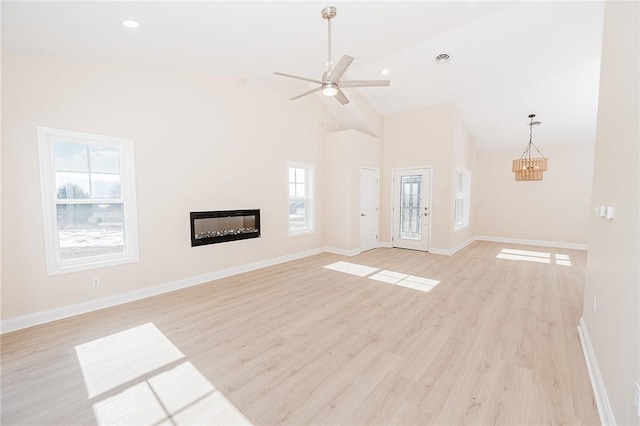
<box><xmin>38</xmin><ymin>127</ymin><xmax>139</xmax><ymax>275</ymax></box>
<box><xmin>288</xmin><ymin>162</ymin><xmax>314</xmax><ymax>235</ymax></box>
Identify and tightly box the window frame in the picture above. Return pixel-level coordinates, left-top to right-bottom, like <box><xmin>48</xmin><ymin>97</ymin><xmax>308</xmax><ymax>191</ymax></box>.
<box><xmin>287</xmin><ymin>161</ymin><xmax>315</xmax><ymax>236</ymax></box>
<box><xmin>37</xmin><ymin>127</ymin><xmax>139</xmax><ymax>275</ymax></box>
<box><xmin>453</xmin><ymin>169</ymin><xmax>471</xmax><ymax>231</ymax></box>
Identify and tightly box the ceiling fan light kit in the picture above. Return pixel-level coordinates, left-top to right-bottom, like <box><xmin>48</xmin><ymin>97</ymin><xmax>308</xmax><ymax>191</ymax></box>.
<box><xmin>322</xmin><ymin>82</ymin><xmax>338</xmax><ymax>97</ymax></box>
<box><xmin>512</xmin><ymin>114</ymin><xmax>548</xmax><ymax>181</ymax></box>
<box><xmin>274</xmin><ymin>5</ymin><xmax>390</xmax><ymax>105</ymax></box>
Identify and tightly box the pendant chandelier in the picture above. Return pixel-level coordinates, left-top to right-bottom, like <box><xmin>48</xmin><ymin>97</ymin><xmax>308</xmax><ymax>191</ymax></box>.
<box><xmin>512</xmin><ymin>114</ymin><xmax>548</xmax><ymax>181</ymax></box>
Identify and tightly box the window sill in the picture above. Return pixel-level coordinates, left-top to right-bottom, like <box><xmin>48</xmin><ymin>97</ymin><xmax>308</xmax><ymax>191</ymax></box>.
<box><xmin>288</xmin><ymin>230</ymin><xmax>316</xmax><ymax>237</ymax></box>
<box><xmin>47</xmin><ymin>255</ymin><xmax>139</xmax><ymax>276</ymax></box>
<box><xmin>454</xmin><ymin>224</ymin><xmax>469</xmax><ymax>232</ymax></box>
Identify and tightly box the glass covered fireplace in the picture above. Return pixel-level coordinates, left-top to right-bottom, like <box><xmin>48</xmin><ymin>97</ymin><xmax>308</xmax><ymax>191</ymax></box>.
<box><xmin>190</xmin><ymin>209</ymin><xmax>260</xmax><ymax>246</ymax></box>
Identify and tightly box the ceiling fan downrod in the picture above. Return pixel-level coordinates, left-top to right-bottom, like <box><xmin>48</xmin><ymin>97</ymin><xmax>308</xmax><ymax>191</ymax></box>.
<box><xmin>322</xmin><ymin>6</ymin><xmax>336</xmax><ymax>74</ymax></box>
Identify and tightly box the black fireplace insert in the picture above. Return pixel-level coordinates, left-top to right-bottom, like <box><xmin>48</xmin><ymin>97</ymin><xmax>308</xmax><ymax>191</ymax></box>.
<box><xmin>190</xmin><ymin>209</ymin><xmax>260</xmax><ymax>246</ymax></box>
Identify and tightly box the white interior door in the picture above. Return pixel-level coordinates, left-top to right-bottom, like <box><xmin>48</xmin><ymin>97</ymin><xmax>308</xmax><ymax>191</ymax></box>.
<box><xmin>392</xmin><ymin>168</ymin><xmax>431</xmax><ymax>251</ymax></box>
<box><xmin>360</xmin><ymin>168</ymin><xmax>379</xmax><ymax>252</ymax></box>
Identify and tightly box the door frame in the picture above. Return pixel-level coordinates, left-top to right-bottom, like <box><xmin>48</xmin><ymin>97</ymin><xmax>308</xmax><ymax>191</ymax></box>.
<box><xmin>360</xmin><ymin>166</ymin><xmax>380</xmax><ymax>252</ymax></box>
<box><xmin>390</xmin><ymin>166</ymin><xmax>433</xmax><ymax>252</ymax></box>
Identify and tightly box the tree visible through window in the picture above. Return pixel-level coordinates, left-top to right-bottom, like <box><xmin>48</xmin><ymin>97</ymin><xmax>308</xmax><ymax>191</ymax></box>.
<box><xmin>38</xmin><ymin>127</ymin><xmax>139</xmax><ymax>275</ymax></box>
<box><xmin>288</xmin><ymin>162</ymin><xmax>314</xmax><ymax>234</ymax></box>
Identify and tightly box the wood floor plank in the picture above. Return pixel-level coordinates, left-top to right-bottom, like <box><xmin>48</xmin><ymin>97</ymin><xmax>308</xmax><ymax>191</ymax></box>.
<box><xmin>1</xmin><ymin>242</ymin><xmax>599</xmax><ymax>425</ymax></box>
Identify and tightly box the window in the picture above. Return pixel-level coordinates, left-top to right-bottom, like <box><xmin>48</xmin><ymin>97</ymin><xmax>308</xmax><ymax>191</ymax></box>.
<box><xmin>288</xmin><ymin>162</ymin><xmax>314</xmax><ymax>235</ymax></box>
<box><xmin>454</xmin><ymin>169</ymin><xmax>471</xmax><ymax>230</ymax></box>
<box><xmin>37</xmin><ymin>127</ymin><xmax>139</xmax><ymax>275</ymax></box>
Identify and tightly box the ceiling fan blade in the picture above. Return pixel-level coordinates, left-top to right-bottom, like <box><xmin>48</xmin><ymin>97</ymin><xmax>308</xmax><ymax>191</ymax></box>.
<box><xmin>289</xmin><ymin>86</ymin><xmax>323</xmax><ymax>100</ymax></box>
<box><xmin>328</xmin><ymin>55</ymin><xmax>354</xmax><ymax>82</ymax></box>
<box><xmin>339</xmin><ymin>80</ymin><xmax>390</xmax><ymax>88</ymax></box>
<box><xmin>273</xmin><ymin>72</ymin><xmax>324</xmax><ymax>85</ymax></box>
<box><xmin>335</xmin><ymin>89</ymin><xmax>350</xmax><ymax>105</ymax></box>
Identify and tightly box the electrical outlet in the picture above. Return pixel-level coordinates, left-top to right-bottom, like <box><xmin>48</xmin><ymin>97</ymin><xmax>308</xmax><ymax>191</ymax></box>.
<box><xmin>605</xmin><ymin>206</ymin><xmax>614</xmax><ymax>220</ymax></box>
<box><xmin>92</xmin><ymin>277</ymin><xmax>100</xmax><ymax>287</ymax></box>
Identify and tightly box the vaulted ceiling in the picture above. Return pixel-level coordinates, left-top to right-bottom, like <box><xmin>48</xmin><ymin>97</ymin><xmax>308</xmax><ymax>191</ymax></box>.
<box><xmin>2</xmin><ymin>1</ymin><xmax>604</xmax><ymax>151</ymax></box>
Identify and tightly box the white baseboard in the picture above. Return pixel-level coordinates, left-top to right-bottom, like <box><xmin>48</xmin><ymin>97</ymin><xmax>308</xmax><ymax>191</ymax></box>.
<box><xmin>0</xmin><ymin>247</ymin><xmax>325</xmax><ymax>335</ymax></box>
<box><xmin>382</xmin><ymin>240</ymin><xmax>473</xmax><ymax>256</ymax></box>
<box><xmin>475</xmin><ymin>235</ymin><xmax>588</xmax><ymax>251</ymax></box>
<box><xmin>382</xmin><ymin>236</ymin><xmax>585</xmax><ymax>255</ymax></box>
<box><xmin>578</xmin><ymin>317</ymin><xmax>616</xmax><ymax>426</ymax></box>
<box><xmin>378</xmin><ymin>242</ymin><xmax>392</xmax><ymax>248</ymax></box>
<box><xmin>323</xmin><ymin>247</ymin><xmax>361</xmax><ymax>257</ymax></box>
<box><xmin>429</xmin><ymin>238</ymin><xmax>475</xmax><ymax>256</ymax></box>
<box><xmin>428</xmin><ymin>248</ymin><xmax>450</xmax><ymax>256</ymax></box>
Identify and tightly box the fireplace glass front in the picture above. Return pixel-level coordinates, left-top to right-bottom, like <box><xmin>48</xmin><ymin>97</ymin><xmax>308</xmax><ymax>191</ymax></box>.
<box><xmin>190</xmin><ymin>209</ymin><xmax>260</xmax><ymax>246</ymax></box>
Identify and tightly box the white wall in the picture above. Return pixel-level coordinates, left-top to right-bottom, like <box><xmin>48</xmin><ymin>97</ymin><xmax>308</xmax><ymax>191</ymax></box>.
<box><xmin>1</xmin><ymin>51</ymin><xmax>337</xmax><ymax>320</ymax></box>
<box><xmin>324</xmin><ymin>129</ymin><xmax>381</xmax><ymax>252</ymax></box>
<box><xmin>324</xmin><ymin>131</ymin><xmax>352</xmax><ymax>251</ymax></box>
<box><xmin>324</xmin><ymin>89</ymin><xmax>384</xmax><ymax>140</ymax></box>
<box><xmin>382</xmin><ymin>104</ymin><xmax>476</xmax><ymax>253</ymax></box>
<box><xmin>381</xmin><ymin>104</ymin><xmax>454</xmax><ymax>250</ymax></box>
<box><xmin>581</xmin><ymin>1</ymin><xmax>639</xmax><ymax>424</ymax></box>
<box><xmin>473</xmin><ymin>143</ymin><xmax>594</xmax><ymax>246</ymax></box>
<box><xmin>450</xmin><ymin>110</ymin><xmax>477</xmax><ymax>249</ymax></box>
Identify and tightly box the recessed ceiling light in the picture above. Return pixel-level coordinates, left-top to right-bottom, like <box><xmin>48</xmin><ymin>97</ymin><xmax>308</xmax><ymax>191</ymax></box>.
<box><xmin>122</xmin><ymin>20</ymin><xmax>140</xmax><ymax>29</ymax></box>
<box><xmin>434</xmin><ymin>53</ymin><xmax>450</xmax><ymax>64</ymax></box>
<box><xmin>381</xmin><ymin>69</ymin><xmax>390</xmax><ymax>75</ymax></box>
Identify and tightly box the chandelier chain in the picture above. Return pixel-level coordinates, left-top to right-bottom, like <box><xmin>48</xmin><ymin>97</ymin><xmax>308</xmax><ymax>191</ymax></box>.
<box><xmin>520</xmin><ymin>115</ymin><xmax>546</xmax><ymax>160</ymax></box>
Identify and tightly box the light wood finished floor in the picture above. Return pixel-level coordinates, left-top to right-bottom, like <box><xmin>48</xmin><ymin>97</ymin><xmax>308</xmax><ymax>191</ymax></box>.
<box><xmin>1</xmin><ymin>241</ymin><xmax>599</xmax><ymax>425</ymax></box>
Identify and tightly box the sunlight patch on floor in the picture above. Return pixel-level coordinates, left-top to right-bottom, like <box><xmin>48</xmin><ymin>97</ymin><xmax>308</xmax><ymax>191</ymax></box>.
<box><xmin>77</xmin><ymin>323</ymin><xmax>252</xmax><ymax>425</ymax></box>
<box><xmin>323</xmin><ymin>261</ymin><xmax>379</xmax><ymax>277</ymax></box>
<box><xmin>369</xmin><ymin>270</ymin><xmax>440</xmax><ymax>293</ymax></box>
<box><xmin>93</xmin><ymin>361</ymin><xmax>251</xmax><ymax>426</ymax></box>
<box><xmin>554</xmin><ymin>253</ymin><xmax>573</xmax><ymax>266</ymax></box>
<box><xmin>323</xmin><ymin>261</ymin><xmax>440</xmax><ymax>293</ymax></box>
<box><xmin>75</xmin><ymin>322</ymin><xmax>184</xmax><ymax>398</ymax></box>
<box><xmin>93</xmin><ymin>380</ymin><xmax>166</xmax><ymax>425</ymax></box>
<box><xmin>168</xmin><ymin>385</ymin><xmax>251</xmax><ymax>425</ymax></box>
<box><xmin>501</xmin><ymin>248</ymin><xmax>551</xmax><ymax>258</ymax></box>
<box><xmin>148</xmin><ymin>362</ymin><xmax>215</xmax><ymax>414</ymax></box>
<box><xmin>496</xmin><ymin>252</ymin><xmax>552</xmax><ymax>264</ymax></box>
<box><xmin>496</xmin><ymin>248</ymin><xmax>573</xmax><ymax>266</ymax></box>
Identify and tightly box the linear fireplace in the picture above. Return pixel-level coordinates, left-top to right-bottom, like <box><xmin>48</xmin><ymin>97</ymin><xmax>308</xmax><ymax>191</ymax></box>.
<box><xmin>190</xmin><ymin>209</ymin><xmax>260</xmax><ymax>247</ymax></box>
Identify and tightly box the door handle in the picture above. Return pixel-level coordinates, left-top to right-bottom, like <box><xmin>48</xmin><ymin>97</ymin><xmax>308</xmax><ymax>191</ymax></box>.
<box><xmin>361</xmin><ymin>213</ymin><xmax>366</xmax><ymax>217</ymax></box>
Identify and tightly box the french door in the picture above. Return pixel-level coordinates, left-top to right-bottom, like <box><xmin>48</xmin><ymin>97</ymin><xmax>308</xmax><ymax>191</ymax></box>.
<box><xmin>392</xmin><ymin>168</ymin><xmax>431</xmax><ymax>251</ymax></box>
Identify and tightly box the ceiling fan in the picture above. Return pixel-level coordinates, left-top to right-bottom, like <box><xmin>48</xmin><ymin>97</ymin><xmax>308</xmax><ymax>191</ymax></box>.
<box><xmin>274</xmin><ymin>6</ymin><xmax>390</xmax><ymax>105</ymax></box>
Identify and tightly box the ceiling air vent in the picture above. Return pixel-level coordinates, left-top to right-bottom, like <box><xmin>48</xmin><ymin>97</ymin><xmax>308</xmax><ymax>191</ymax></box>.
<box><xmin>434</xmin><ymin>53</ymin><xmax>450</xmax><ymax>64</ymax></box>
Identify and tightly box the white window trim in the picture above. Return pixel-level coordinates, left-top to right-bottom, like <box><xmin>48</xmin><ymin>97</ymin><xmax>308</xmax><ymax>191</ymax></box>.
<box><xmin>454</xmin><ymin>169</ymin><xmax>471</xmax><ymax>231</ymax></box>
<box><xmin>37</xmin><ymin>127</ymin><xmax>139</xmax><ymax>275</ymax></box>
<box><xmin>287</xmin><ymin>161</ymin><xmax>315</xmax><ymax>237</ymax></box>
